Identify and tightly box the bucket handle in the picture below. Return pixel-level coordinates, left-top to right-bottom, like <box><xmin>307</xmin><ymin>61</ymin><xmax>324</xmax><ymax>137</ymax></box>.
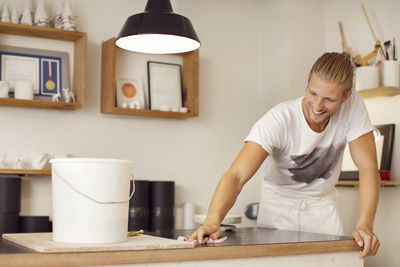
<box><xmin>53</xmin><ymin>167</ymin><xmax>135</xmax><ymax>205</ymax></box>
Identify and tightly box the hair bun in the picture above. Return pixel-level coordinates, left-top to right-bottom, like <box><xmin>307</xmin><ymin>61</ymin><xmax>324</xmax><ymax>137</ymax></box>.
<box><xmin>341</xmin><ymin>51</ymin><xmax>351</xmax><ymax>61</ymax></box>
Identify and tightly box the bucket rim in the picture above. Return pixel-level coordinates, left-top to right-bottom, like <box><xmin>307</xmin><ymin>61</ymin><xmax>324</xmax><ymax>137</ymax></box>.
<box><xmin>50</xmin><ymin>158</ymin><xmax>133</xmax><ymax>165</ymax></box>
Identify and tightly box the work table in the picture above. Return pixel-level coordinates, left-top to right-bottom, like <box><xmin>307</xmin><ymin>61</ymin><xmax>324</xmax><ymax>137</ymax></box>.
<box><xmin>0</xmin><ymin>227</ymin><xmax>361</xmax><ymax>267</ymax></box>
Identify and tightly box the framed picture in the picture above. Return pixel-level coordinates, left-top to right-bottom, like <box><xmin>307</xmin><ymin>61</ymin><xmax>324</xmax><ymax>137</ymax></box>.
<box><xmin>0</xmin><ymin>45</ymin><xmax>69</xmax><ymax>99</ymax></box>
<box><xmin>340</xmin><ymin>124</ymin><xmax>395</xmax><ymax>180</ymax></box>
<box><xmin>147</xmin><ymin>61</ymin><xmax>183</xmax><ymax>111</ymax></box>
<box><xmin>1</xmin><ymin>54</ymin><xmax>39</xmax><ymax>93</ymax></box>
<box><xmin>41</xmin><ymin>58</ymin><xmax>61</xmax><ymax>96</ymax></box>
<box><xmin>116</xmin><ymin>76</ymin><xmax>145</xmax><ymax>109</ymax></box>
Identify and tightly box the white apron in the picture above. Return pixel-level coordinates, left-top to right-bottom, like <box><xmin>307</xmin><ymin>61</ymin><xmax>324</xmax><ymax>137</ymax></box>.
<box><xmin>257</xmin><ymin>181</ymin><xmax>344</xmax><ymax>235</ymax></box>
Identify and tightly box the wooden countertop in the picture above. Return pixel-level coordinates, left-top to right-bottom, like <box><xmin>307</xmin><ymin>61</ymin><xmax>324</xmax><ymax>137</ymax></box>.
<box><xmin>0</xmin><ymin>228</ymin><xmax>360</xmax><ymax>267</ymax></box>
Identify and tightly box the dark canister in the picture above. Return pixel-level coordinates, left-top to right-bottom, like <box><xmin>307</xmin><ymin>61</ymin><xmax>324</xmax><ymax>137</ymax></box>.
<box><xmin>0</xmin><ymin>175</ymin><xmax>21</xmax><ymax>212</ymax></box>
<box><xmin>0</xmin><ymin>212</ymin><xmax>19</xmax><ymax>234</ymax></box>
<box><xmin>20</xmin><ymin>216</ymin><xmax>52</xmax><ymax>233</ymax></box>
<box><xmin>150</xmin><ymin>181</ymin><xmax>174</xmax><ymax>231</ymax></box>
<box><xmin>0</xmin><ymin>175</ymin><xmax>21</xmax><ymax>234</ymax></box>
<box><xmin>128</xmin><ymin>180</ymin><xmax>151</xmax><ymax>231</ymax></box>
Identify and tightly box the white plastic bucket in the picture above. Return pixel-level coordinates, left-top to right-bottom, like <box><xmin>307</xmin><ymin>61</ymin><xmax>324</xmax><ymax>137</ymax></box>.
<box><xmin>50</xmin><ymin>158</ymin><xmax>134</xmax><ymax>244</ymax></box>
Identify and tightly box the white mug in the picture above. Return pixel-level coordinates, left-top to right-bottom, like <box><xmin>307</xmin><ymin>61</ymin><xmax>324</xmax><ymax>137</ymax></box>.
<box><xmin>15</xmin><ymin>81</ymin><xmax>34</xmax><ymax>100</ymax></box>
<box><xmin>382</xmin><ymin>60</ymin><xmax>400</xmax><ymax>87</ymax></box>
<box><xmin>355</xmin><ymin>66</ymin><xmax>379</xmax><ymax>91</ymax></box>
<box><xmin>0</xmin><ymin>81</ymin><xmax>9</xmax><ymax>98</ymax></box>
<box><xmin>159</xmin><ymin>105</ymin><xmax>170</xmax><ymax>112</ymax></box>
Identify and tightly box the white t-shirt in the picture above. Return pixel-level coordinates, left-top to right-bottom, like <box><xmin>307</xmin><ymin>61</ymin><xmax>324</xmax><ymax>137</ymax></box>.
<box><xmin>245</xmin><ymin>91</ymin><xmax>373</xmax><ymax>197</ymax></box>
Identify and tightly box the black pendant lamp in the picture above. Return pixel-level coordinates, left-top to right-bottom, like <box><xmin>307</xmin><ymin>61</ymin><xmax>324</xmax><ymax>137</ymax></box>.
<box><xmin>116</xmin><ymin>0</ymin><xmax>200</xmax><ymax>54</ymax></box>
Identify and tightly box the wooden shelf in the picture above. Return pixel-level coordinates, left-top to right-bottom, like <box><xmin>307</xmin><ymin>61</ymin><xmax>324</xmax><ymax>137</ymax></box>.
<box><xmin>358</xmin><ymin>86</ymin><xmax>400</xmax><ymax>99</ymax></box>
<box><xmin>0</xmin><ymin>22</ymin><xmax>87</xmax><ymax>109</ymax></box>
<box><xmin>101</xmin><ymin>38</ymin><xmax>199</xmax><ymax>119</ymax></box>
<box><xmin>336</xmin><ymin>180</ymin><xmax>400</xmax><ymax>187</ymax></box>
<box><xmin>0</xmin><ymin>98</ymin><xmax>82</xmax><ymax>110</ymax></box>
<box><xmin>0</xmin><ymin>169</ymin><xmax>51</xmax><ymax>176</ymax></box>
<box><xmin>104</xmin><ymin>107</ymin><xmax>196</xmax><ymax>119</ymax></box>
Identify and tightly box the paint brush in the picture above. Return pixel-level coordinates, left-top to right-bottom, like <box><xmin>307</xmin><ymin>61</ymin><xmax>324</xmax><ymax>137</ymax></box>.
<box><xmin>338</xmin><ymin>21</ymin><xmax>349</xmax><ymax>53</ymax></box>
<box><xmin>394</xmin><ymin>38</ymin><xmax>397</xmax><ymax>60</ymax></box>
<box><xmin>384</xmin><ymin>40</ymin><xmax>391</xmax><ymax>60</ymax></box>
<box><xmin>361</xmin><ymin>4</ymin><xmax>386</xmax><ymax>60</ymax></box>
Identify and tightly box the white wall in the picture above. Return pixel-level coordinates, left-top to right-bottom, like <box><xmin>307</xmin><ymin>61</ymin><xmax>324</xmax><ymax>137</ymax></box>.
<box><xmin>1</xmin><ymin>0</ymin><xmax>399</xmax><ymax>266</ymax></box>
<box><xmin>258</xmin><ymin>0</ymin><xmax>325</xmax><ymax>111</ymax></box>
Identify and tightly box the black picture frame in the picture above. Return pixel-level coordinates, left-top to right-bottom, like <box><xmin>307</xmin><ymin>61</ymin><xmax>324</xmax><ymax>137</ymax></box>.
<box><xmin>147</xmin><ymin>61</ymin><xmax>183</xmax><ymax>111</ymax></box>
<box><xmin>339</xmin><ymin>124</ymin><xmax>395</xmax><ymax>180</ymax></box>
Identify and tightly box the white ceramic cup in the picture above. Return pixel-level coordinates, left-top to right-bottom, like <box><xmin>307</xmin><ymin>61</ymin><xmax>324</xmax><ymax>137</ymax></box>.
<box><xmin>179</xmin><ymin>107</ymin><xmax>188</xmax><ymax>113</ymax></box>
<box><xmin>382</xmin><ymin>60</ymin><xmax>400</xmax><ymax>87</ymax></box>
<box><xmin>129</xmin><ymin>102</ymin><xmax>136</xmax><ymax>109</ymax></box>
<box><xmin>0</xmin><ymin>81</ymin><xmax>9</xmax><ymax>98</ymax></box>
<box><xmin>159</xmin><ymin>105</ymin><xmax>170</xmax><ymax>112</ymax></box>
<box><xmin>14</xmin><ymin>81</ymin><xmax>34</xmax><ymax>100</ymax></box>
<box><xmin>355</xmin><ymin>66</ymin><xmax>379</xmax><ymax>91</ymax></box>
<box><xmin>134</xmin><ymin>100</ymin><xmax>141</xmax><ymax>109</ymax></box>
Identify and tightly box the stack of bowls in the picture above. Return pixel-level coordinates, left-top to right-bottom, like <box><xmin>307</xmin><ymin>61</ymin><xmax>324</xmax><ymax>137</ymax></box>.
<box><xmin>0</xmin><ymin>175</ymin><xmax>21</xmax><ymax>234</ymax></box>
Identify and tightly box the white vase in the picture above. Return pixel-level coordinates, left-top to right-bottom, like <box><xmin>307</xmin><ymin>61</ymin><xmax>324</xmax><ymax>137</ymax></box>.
<box><xmin>20</xmin><ymin>0</ymin><xmax>33</xmax><ymax>25</ymax></box>
<box><xmin>34</xmin><ymin>0</ymin><xmax>50</xmax><ymax>27</ymax></box>
<box><xmin>26</xmin><ymin>0</ymin><xmax>33</xmax><ymax>12</ymax></box>
<box><xmin>1</xmin><ymin>3</ymin><xmax>10</xmax><ymax>23</ymax></box>
<box><xmin>61</xmin><ymin>0</ymin><xmax>76</xmax><ymax>31</ymax></box>
<box><xmin>11</xmin><ymin>7</ymin><xmax>19</xmax><ymax>24</ymax></box>
<box><xmin>53</xmin><ymin>0</ymin><xmax>64</xmax><ymax>29</ymax></box>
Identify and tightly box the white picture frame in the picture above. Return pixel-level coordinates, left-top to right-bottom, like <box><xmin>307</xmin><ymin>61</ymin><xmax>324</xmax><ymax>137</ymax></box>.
<box><xmin>1</xmin><ymin>54</ymin><xmax>39</xmax><ymax>93</ymax></box>
<box><xmin>116</xmin><ymin>76</ymin><xmax>145</xmax><ymax>109</ymax></box>
<box><xmin>147</xmin><ymin>61</ymin><xmax>182</xmax><ymax>111</ymax></box>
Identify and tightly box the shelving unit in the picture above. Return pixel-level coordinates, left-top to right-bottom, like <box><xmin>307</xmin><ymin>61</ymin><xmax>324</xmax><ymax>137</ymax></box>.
<box><xmin>358</xmin><ymin>86</ymin><xmax>400</xmax><ymax>99</ymax></box>
<box><xmin>336</xmin><ymin>180</ymin><xmax>400</xmax><ymax>187</ymax></box>
<box><xmin>101</xmin><ymin>38</ymin><xmax>199</xmax><ymax>119</ymax></box>
<box><xmin>0</xmin><ymin>169</ymin><xmax>50</xmax><ymax>176</ymax></box>
<box><xmin>352</xmin><ymin>86</ymin><xmax>400</xmax><ymax>186</ymax></box>
<box><xmin>0</xmin><ymin>22</ymin><xmax>87</xmax><ymax>110</ymax></box>
<box><xmin>0</xmin><ymin>98</ymin><xmax>82</xmax><ymax>110</ymax></box>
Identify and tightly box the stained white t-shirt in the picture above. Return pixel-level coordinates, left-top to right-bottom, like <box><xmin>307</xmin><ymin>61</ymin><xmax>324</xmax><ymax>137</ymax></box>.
<box><xmin>245</xmin><ymin>90</ymin><xmax>373</xmax><ymax>197</ymax></box>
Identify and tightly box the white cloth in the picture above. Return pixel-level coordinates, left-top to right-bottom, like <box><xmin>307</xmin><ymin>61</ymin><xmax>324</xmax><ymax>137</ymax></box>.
<box><xmin>257</xmin><ymin>181</ymin><xmax>344</xmax><ymax>235</ymax></box>
<box><xmin>245</xmin><ymin>90</ymin><xmax>373</xmax><ymax>197</ymax></box>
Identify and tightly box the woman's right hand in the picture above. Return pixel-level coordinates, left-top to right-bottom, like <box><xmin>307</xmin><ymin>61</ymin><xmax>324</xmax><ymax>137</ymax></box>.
<box><xmin>188</xmin><ymin>223</ymin><xmax>222</xmax><ymax>244</ymax></box>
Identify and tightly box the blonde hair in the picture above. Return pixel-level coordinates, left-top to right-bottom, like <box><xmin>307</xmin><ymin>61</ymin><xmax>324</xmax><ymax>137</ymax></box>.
<box><xmin>308</xmin><ymin>52</ymin><xmax>354</xmax><ymax>94</ymax></box>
